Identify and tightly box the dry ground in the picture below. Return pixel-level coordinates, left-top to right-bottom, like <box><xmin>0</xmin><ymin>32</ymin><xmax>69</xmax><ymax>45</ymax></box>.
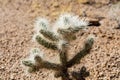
<box><xmin>0</xmin><ymin>0</ymin><xmax>120</xmax><ymax>80</ymax></box>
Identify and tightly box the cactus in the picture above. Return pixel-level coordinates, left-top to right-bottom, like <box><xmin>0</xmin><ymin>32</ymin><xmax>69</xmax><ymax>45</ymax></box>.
<box><xmin>22</xmin><ymin>13</ymin><xmax>94</xmax><ymax>80</ymax></box>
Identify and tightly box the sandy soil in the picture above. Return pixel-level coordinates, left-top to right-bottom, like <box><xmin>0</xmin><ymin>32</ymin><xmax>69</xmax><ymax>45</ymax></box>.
<box><xmin>0</xmin><ymin>0</ymin><xmax>120</xmax><ymax>80</ymax></box>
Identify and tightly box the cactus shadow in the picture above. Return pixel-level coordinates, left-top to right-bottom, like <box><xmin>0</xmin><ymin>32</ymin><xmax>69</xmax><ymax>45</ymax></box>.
<box><xmin>71</xmin><ymin>66</ymin><xmax>90</xmax><ymax>80</ymax></box>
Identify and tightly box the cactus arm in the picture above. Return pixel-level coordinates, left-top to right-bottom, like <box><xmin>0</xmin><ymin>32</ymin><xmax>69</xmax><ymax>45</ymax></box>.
<box><xmin>57</xmin><ymin>29</ymin><xmax>76</xmax><ymax>41</ymax></box>
<box><xmin>22</xmin><ymin>60</ymin><xmax>38</xmax><ymax>72</ymax></box>
<box><xmin>58</xmin><ymin>27</ymin><xmax>85</xmax><ymax>34</ymax></box>
<box><xmin>40</xmin><ymin>29</ymin><xmax>59</xmax><ymax>41</ymax></box>
<box><xmin>34</xmin><ymin>55</ymin><xmax>62</xmax><ymax>70</ymax></box>
<box><xmin>22</xmin><ymin>60</ymin><xmax>35</xmax><ymax>67</ymax></box>
<box><xmin>41</xmin><ymin>61</ymin><xmax>62</xmax><ymax>70</ymax></box>
<box><xmin>67</xmin><ymin>37</ymin><xmax>94</xmax><ymax>67</ymax></box>
<box><xmin>59</xmin><ymin>51</ymin><xmax>67</xmax><ymax>67</ymax></box>
<box><xmin>36</xmin><ymin>35</ymin><xmax>57</xmax><ymax>50</ymax></box>
<box><xmin>22</xmin><ymin>55</ymin><xmax>62</xmax><ymax>72</ymax></box>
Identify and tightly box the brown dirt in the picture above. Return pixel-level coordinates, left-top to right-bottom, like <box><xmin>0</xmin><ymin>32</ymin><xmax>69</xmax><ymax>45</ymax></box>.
<box><xmin>0</xmin><ymin>0</ymin><xmax>120</xmax><ymax>80</ymax></box>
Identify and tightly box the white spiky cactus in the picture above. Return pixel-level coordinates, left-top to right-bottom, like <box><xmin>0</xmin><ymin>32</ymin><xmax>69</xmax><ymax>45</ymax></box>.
<box><xmin>22</xmin><ymin>13</ymin><xmax>94</xmax><ymax>80</ymax></box>
<box><xmin>52</xmin><ymin>13</ymin><xmax>89</xmax><ymax>35</ymax></box>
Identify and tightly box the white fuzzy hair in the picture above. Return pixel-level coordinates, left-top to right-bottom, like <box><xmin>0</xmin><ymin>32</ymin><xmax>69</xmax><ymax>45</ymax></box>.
<box><xmin>71</xmin><ymin>17</ymin><xmax>89</xmax><ymax>28</ymax></box>
<box><xmin>54</xmin><ymin>13</ymin><xmax>74</xmax><ymax>29</ymax></box>
<box><xmin>32</xmin><ymin>33</ymin><xmax>40</xmax><ymax>42</ymax></box>
<box><xmin>51</xmin><ymin>13</ymin><xmax>73</xmax><ymax>35</ymax></box>
<box><xmin>56</xmin><ymin>39</ymin><xmax>68</xmax><ymax>50</ymax></box>
<box><xmin>52</xmin><ymin>13</ymin><xmax>89</xmax><ymax>35</ymax></box>
<box><xmin>27</xmin><ymin>48</ymin><xmax>44</xmax><ymax>64</ymax></box>
<box><xmin>32</xmin><ymin>31</ymin><xmax>46</xmax><ymax>42</ymax></box>
<box><xmin>34</xmin><ymin>17</ymin><xmax>50</xmax><ymax>33</ymax></box>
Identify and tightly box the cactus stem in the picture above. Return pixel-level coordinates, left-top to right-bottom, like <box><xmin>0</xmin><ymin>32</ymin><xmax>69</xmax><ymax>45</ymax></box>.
<box><xmin>59</xmin><ymin>51</ymin><xmax>67</xmax><ymax>67</ymax></box>
<box><xmin>34</xmin><ymin>55</ymin><xmax>62</xmax><ymax>70</ymax></box>
<box><xmin>67</xmin><ymin>37</ymin><xmax>94</xmax><ymax>67</ymax></box>
<box><xmin>40</xmin><ymin>29</ymin><xmax>59</xmax><ymax>41</ymax></box>
<box><xmin>36</xmin><ymin>35</ymin><xmax>57</xmax><ymax>50</ymax></box>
